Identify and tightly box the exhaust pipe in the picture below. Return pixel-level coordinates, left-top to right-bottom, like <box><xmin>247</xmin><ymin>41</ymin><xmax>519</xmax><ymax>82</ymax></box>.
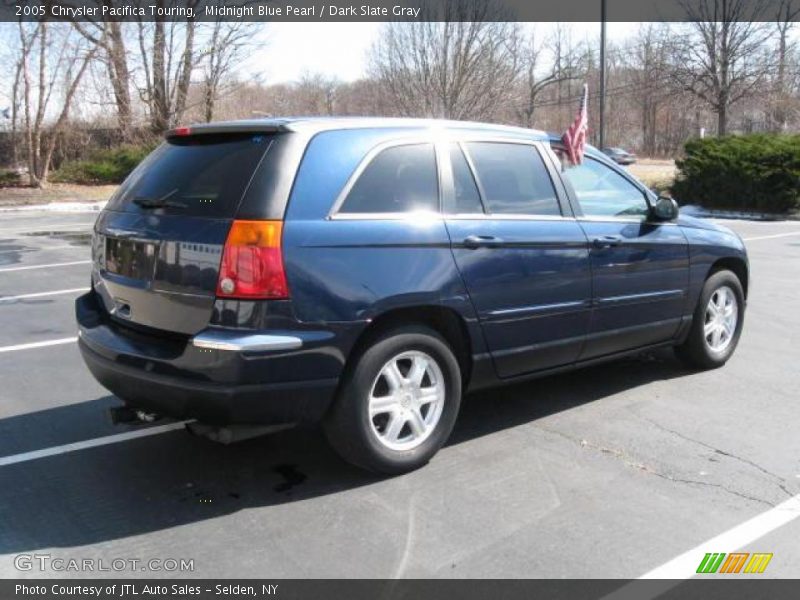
<box><xmin>109</xmin><ymin>406</ymin><xmax>161</xmax><ymax>425</ymax></box>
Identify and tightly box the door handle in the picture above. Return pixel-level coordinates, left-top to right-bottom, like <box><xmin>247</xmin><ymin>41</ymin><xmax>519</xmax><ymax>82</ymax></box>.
<box><xmin>592</xmin><ymin>235</ymin><xmax>622</xmax><ymax>249</ymax></box>
<box><xmin>463</xmin><ymin>235</ymin><xmax>504</xmax><ymax>249</ymax></box>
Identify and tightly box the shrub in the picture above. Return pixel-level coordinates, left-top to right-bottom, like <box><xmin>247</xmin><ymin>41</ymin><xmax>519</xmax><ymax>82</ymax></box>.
<box><xmin>0</xmin><ymin>169</ymin><xmax>22</xmax><ymax>187</ymax></box>
<box><xmin>672</xmin><ymin>134</ymin><xmax>800</xmax><ymax>214</ymax></box>
<box><xmin>52</xmin><ymin>144</ymin><xmax>155</xmax><ymax>185</ymax></box>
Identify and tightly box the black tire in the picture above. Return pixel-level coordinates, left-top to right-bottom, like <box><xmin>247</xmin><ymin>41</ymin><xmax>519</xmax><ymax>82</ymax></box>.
<box><xmin>323</xmin><ymin>325</ymin><xmax>462</xmax><ymax>475</ymax></box>
<box><xmin>675</xmin><ymin>269</ymin><xmax>745</xmax><ymax>369</ymax></box>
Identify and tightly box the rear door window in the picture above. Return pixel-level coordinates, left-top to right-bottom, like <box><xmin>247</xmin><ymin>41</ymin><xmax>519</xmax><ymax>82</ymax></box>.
<box><xmin>464</xmin><ymin>142</ymin><xmax>561</xmax><ymax>216</ymax></box>
<box><xmin>107</xmin><ymin>133</ymin><xmax>272</xmax><ymax>218</ymax></box>
<box><xmin>338</xmin><ymin>143</ymin><xmax>439</xmax><ymax>214</ymax></box>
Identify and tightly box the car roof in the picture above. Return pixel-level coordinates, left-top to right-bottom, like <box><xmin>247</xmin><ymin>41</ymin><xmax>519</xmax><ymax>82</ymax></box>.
<box><xmin>167</xmin><ymin>116</ymin><xmax>552</xmax><ymax>140</ymax></box>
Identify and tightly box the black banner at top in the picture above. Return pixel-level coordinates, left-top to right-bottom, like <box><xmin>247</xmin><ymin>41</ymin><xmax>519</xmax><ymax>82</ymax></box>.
<box><xmin>3</xmin><ymin>0</ymin><xmax>799</xmax><ymax>22</ymax></box>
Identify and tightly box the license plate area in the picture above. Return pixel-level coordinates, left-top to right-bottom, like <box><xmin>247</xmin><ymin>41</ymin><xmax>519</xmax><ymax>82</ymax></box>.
<box><xmin>105</xmin><ymin>237</ymin><xmax>158</xmax><ymax>280</ymax></box>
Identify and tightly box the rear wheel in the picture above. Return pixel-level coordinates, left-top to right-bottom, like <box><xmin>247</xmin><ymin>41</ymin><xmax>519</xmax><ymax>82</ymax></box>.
<box><xmin>324</xmin><ymin>325</ymin><xmax>461</xmax><ymax>474</ymax></box>
<box><xmin>675</xmin><ymin>269</ymin><xmax>744</xmax><ymax>369</ymax></box>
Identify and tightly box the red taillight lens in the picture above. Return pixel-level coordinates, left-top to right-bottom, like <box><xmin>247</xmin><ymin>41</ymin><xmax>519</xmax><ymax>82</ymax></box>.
<box><xmin>216</xmin><ymin>220</ymin><xmax>289</xmax><ymax>299</ymax></box>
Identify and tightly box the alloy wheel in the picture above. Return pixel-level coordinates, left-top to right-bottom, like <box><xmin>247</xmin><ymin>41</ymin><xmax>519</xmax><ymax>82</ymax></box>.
<box><xmin>704</xmin><ymin>285</ymin><xmax>738</xmax><ymax>353</ymax></box>
<box><xmin>367</xmin><ymin>350</ymin><xmax>446</xmax><ymax>451</ymax></box>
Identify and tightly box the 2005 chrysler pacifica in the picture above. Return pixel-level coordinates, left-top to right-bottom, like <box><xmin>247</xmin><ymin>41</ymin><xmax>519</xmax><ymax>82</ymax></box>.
<box><xmin>76</xmin><ymin>118</ymin><xmax>748</xmax><ymax>473</ymax></box>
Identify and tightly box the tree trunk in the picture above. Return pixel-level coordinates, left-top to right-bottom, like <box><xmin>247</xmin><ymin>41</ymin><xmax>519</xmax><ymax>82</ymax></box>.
<box><xmin>173</xmin><ymin>20</ymin><xmax>196</xmax><ymax>125</ymax></box>
<box><xmin>151</xmin><ymin>17</ymin><xmax>169</xmax><ymax>133</ymax></box>
<box><xmin>717</xmin><ymin>104</ymin><xmax>727</xmax><ymax>137</ymax></box>
<box><xmin>10</xmin><ymin>59</ymin><xmax>22</xmax><ymax>168</ymax></box>
<box><xmin>107</xmin><ymin>22</ymin><xmax>133</xmax><ymax>137</ymax></box>
<box><xmin>204</xmin><ymin>85</ymin><xmax>215</xmax><ymax>123</ymax></box>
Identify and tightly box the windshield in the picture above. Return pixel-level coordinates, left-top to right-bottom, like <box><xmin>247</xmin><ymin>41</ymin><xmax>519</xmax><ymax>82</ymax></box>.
<box><xmin>107</xmin><ymin>133</ymin><xmax>273</xmax><ymax>218</ymax></box>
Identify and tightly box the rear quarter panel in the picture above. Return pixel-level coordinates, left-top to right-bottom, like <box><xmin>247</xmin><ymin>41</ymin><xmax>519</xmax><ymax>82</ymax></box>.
<box><xmin>282</xmin><ymin>129</ymin><xmax>482</xmax><ymax>348</ymax></box>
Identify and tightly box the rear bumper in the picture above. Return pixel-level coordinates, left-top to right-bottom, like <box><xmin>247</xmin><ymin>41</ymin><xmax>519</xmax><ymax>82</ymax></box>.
<box><xmin>76</xmin><ymin>291</ymin><xmax>340</xmax><ymax>425</ymax></box>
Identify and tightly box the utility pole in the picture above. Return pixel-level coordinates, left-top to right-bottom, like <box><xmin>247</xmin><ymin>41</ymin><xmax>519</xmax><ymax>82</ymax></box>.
<box><xmin>599</xmin><ymin>0</ymin><xmax>607</xmax><ymax>149</ymax></box>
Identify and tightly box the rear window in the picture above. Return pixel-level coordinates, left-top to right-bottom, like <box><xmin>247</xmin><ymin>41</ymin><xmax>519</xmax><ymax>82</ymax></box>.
<box><xmin>338</xmin><ymin>143</ymin><xmax>438</xmax><ymax>214</ymax></box>
<box><xmin>107</xmin><ymin>134</ymin><xmax>272</xmax><ymax>218</ymax></box>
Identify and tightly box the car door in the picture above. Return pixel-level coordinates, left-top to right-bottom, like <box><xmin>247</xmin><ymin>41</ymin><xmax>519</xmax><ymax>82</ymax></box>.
<box><xmin>556</xmin><ymin>152</ymin><xmax>690</xmax><ymax>360</ymax></box>
<box><xmin>442</xmin><ymin>139</ymin><xmax>592</xmax><ymax>379</ymax></box>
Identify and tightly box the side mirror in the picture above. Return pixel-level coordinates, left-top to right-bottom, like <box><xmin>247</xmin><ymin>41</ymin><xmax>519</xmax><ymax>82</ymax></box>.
<box><xmin>653</xmin><ymin>195</ymin><xmax>679</xmax><ymax>221</ymax></box>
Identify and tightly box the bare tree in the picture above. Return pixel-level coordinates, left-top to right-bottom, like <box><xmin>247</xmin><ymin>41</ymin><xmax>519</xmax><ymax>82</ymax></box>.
<box><xmin>515</xmin><ymin>27</ymin><xmax>584</xmax><ymax>128</ymax></box>
<box><xmin>2</xmin><ymin>25</ymin><xmax>26</xmax><ymax>168</ymax></box>
<box><xmin>135</xmin><ymin>6</ymin><xmax>198</xmax><ymax>133</ymax></box>
<box><xmin>293</xmin><ymin>72</ymin><xmax>340</xmax><ymax>115</ymax></box>
<box><xmin>369</xmin><ymin>0</ymin><xmax>520</xmax><ymax>121</ymax></box>
<box><xmin>201</xmin><ymin>22</ymin><xmax>261</xmax><ymax>122</ymax></box>
<box><xmin>671</xmin><ymin>0</ymin><xmax>772</xmax><ymax>136</ymax></box>
<box><xmin>16</xmin><ymin>22</ymin><xmax>98</xmax><ymax>186</ymax></box>
<box><xmin>72</xmin><ymin>20</ymin><xmax>133</xmax><ymax>137</ymax></box>
<box><xmin>771</xmin><ymin>0</ymin><xmax>800</xmax><ymax>130</ymax></box>
<box><xmin>625</xmin><ymin>24</ymin><xmax>674</xmax><ymax>155</ymax></box>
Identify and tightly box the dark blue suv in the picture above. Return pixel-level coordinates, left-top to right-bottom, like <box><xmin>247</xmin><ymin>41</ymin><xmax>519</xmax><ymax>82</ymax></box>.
<box><xmin>76</xmin><ymin>117</ymin><xmax>749</xmax><ymax>473</ymax></box>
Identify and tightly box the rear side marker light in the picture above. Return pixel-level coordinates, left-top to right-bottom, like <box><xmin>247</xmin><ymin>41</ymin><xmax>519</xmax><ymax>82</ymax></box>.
<box><xmin>217</xmin><ymin>220</ymin><xmax>289</xmax><ymax>300</ymax></box>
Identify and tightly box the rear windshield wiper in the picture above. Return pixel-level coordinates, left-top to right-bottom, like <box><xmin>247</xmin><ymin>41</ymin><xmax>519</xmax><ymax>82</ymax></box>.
<box><xmin>133</xmin><ymin>189</ymin><xmax>186</xmax><ymax>209</ymax></box>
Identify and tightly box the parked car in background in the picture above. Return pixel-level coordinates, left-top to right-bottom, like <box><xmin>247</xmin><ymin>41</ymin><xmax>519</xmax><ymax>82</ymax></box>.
<box><xmin>602</xmin><ymin>147</ymin><xmax>637</xmax><ymax>165</ymax></box>
<box><xmin>76</xmin><ymin>117</ymin><xmax>748</xmax><ymax>475</ymax></box>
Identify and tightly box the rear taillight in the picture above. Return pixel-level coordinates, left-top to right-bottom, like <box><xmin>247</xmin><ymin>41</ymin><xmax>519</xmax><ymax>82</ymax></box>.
<box><xmin>216</xmin><ymin>220</ymin><xmax>289</xmax><ymax>299</ymax></box>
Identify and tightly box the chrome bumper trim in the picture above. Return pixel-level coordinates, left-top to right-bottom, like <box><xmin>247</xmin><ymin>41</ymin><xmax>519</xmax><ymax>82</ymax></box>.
<box><xmin>191</xmin><ymin>330</ymin><xmax>303</xmax><ymax>352</ymax></box>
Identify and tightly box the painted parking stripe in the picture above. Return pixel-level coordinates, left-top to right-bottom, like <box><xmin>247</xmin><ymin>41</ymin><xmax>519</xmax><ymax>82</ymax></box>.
<box><xmin>0</xmin><ymin>260</ymin><xmax>91</xmax><ymax>273</ymax></box>
<box><xmin>742</xmin><ymin>231</ymin><xmax>800</xmax><ymax>241</ymax></box>
<box><xmin>0</xmin><ymin>288</ymin><xmax>88</xmax><ymax>303</ymax></box>
<box><xmin>0</xmin><ymin>337</ymin><xmax>77</xmax><ymax>353</ymax></box>
<box><xmin>601</xmin><ymin>493</ymin><xmax>800</xmax><ymax>599</ymax></box>
<box><xmin>0</xmin><ymin>244</ymin><xmax>90</xmax><ymax>256</ymax></box>
<box><xmin>0</xmin><ymin>225</ymin><xmax>91</xmax><ymax>235</ymax></box>
<box><xmin>0</xmin><ymin>421</ymin><xmax>190</xmax><ymax>467</ymax></box>
<box><xmin>638</xmin><ymin>493</ymin><xmax>800</xmax><ymax>579</ymax></box>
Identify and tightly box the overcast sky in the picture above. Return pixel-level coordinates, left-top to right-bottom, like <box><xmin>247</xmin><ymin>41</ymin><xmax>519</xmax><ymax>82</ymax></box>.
<box><xmin>243</xmin><ymin>22</ymin><xmax>643</xmax><ymax>84</ymax></box>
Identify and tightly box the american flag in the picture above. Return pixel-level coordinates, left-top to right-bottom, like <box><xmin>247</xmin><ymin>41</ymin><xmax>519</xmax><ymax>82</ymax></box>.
<box><xmin>561</xmin><ymin>84</ymin><xmax>589</xmax><ymax>166</ymax></box>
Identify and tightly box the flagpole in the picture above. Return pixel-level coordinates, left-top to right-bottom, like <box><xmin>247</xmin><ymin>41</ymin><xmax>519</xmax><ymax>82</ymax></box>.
<box><xmin>599</xmin><ymin>0</ymin><xmax>607</xmax><ymax>149</ymax></box>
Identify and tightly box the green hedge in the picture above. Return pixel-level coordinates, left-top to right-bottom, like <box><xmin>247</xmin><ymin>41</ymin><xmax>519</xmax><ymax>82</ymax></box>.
<box><xmin>52</xmin><ymin>144</ymin><xmax>155</xmax><ymax>185</ymax></box>
<box><xmin>0</xmin><ymin>169</ymin><xmax>22</xmax><ymax>187</ymax></box>
<box><xmin>672</xmin><ymin>134</ymin><xmax>800</xmax><ymax>214</ymax></box>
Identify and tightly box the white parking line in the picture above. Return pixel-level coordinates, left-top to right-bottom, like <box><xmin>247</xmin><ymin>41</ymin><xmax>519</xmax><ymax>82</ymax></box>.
<box><xmin>743</xmin><ymin>231</ymin><xmax>800</xmax><ymax>241</ymax></box>
<box><xmin>0</xmin><ymin>421</ymin><xmax>190</xmax><ymax>467</ymax></box>
<box><xmin>638</xmin><ymin>493</ymin><xmax>800</xmax><ymax>579</ymax></box>
<box><xmin>0</xmin><ymin>260</ymin><xmax>91</xmax><ymax>273</ymax></box>
<box><xmin>0</xmin><ymin>288</ymin><xmax>88</xmax><ymax>303</ymax></box>
<box><xmin>599</xmin><ymin>493</ymin><xmax>800</xmax><ymax>599</ymax></box>
<box><xmin>0</xmin><ymin>225</ymin><xmax>91</xmax><ymax>235</ymax></box>
<box><xmin>0</xmin><ymin>244</ymin><xmax>89</xmax><ymax>256</ymax></box>
<box><xmin>0</xmin><ymin>337</ymin><xmax>77</xmax><ymax>353</ymax></box>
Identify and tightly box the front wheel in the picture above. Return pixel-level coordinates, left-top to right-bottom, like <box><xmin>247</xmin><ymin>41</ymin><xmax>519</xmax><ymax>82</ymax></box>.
<box><xmin>675</xmin><ymin>269</ymin><xmax>745</xmax><ymax>369</ymax></box>
<box><xmin>323</xmin><ymin>325</ymin><xmax>462</xmax><ymax>474</ymax></box>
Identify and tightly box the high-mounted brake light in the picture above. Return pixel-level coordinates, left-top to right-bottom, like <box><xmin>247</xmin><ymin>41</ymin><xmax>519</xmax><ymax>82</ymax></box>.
<box><xmin>216</xmin><ymin>220</ymin><xmax>289</xmax><ymax>300</ymax></box>
<box><xmin>173</xmin><ymin>126</ymin><xmax>192</xmax><ymax>136</ymax></box>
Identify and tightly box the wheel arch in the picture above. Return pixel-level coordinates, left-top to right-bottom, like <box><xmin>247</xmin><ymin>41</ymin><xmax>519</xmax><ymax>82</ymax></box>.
<box><xmin>346</xmin><ymin>305</ymin><xmax>474</xmax><ymax>386</ymax></box>
<box><xmin>708</xmin><ymin>256</ymin><xmax>749</xmax><ymax>299</ymax></box>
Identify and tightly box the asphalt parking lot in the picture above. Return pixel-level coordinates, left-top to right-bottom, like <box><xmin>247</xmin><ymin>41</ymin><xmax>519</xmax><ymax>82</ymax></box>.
<box><xmin>0</xmin><ymin>209</ymin><xmax>798</xmax><ymax>580</ymax></box>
